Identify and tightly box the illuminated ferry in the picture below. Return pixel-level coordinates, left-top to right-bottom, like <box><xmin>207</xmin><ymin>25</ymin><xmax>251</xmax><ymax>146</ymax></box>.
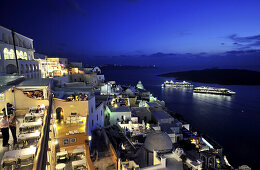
<box><xmin>162</xmin><ymin>80</ymin><xmax>193</xmax><ymax>87</ymax></box>
<box><xmin>193</xmin><ymin>86</ymin><xmax>236</xmax><ymax>95</ymax></box>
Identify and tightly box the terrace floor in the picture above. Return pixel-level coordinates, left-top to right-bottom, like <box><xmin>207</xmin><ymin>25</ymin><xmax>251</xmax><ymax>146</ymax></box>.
<box><xmin>0</xmin><ymin>116</ymin><xmax>33</xmax><ymax>170</ymax></box>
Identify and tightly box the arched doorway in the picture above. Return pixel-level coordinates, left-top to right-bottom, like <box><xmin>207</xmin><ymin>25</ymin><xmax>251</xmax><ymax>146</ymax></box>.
<box><xmin>6</xmin><ymin>64</ymin><xmax>17</xmax><ymax>74</ymax></box>
<box><xmin>20</xmin><ymin>64</ymin><xmax>24</xmax><ymax>74</ymax></box>
<box><xmin>56</xmin><ymin>107</ymin><xmax>64</xmax><ymax>122</ymax></box>
<box><xmin>208</xmin><ymin>157</ymin><xmax>215</xmax><ymax>168</ymax></box>
<box><xmin>25</xmin><ymin>64</ymin><xmax>29</xmax><ymax>73</ymax></box>
<box><xmin>201</xmin><ymin>156</ymin><xmax>206</xmax><ymax>168</ymax></box>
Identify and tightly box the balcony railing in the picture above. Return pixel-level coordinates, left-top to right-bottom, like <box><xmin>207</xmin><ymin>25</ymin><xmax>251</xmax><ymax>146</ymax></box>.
<box><xmin>33</xmin><ymin>94</ymin><xmax>53</xmax><ymax>170</ymax></box>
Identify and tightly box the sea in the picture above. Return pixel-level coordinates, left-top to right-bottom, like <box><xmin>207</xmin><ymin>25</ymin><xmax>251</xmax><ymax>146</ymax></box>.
<box><xmin>103</xmin><ymin>67</ymin><xmax>260</xmax><ymax>169</ymax></box>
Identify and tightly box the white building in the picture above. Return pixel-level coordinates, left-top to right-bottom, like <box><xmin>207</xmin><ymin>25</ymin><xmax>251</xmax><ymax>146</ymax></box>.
<box><xmin>34</xmin><ymin>53</ymin><xmax>68</xmax><ymax>78</ymax></box>
<box><xmin>0</xmin><ymin>26</ymin><xmax>40</xmax><ymax>78</ymax></box>
<box><xmin>106</xmin><ymin>106</ymin><xmax>132</xmax><ymax>125</ymax></box>
<box><xmin>53</xmin><ymin>84</ymin><xmax>104</xmax><ymax>136</ymax></box>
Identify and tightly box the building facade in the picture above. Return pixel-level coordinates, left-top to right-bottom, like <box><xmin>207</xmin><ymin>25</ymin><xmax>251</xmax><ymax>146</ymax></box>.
<box><xmin>34</xmin><ymin>54</ymin><xmax>68</xmax><ymax>78</ymax></box>
<box><xmin>0</xmin><ymin>26</ymin><xmax>40</xmax><ymax>78</ymax></box>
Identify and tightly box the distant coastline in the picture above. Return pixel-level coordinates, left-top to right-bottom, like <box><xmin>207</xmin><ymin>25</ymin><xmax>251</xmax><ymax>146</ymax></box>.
<box><xmin>158</xmin><ymin>68</ymin><xmax>260</xmax><ymax>85</ymax></box>
<box><xmin>100</xmin><ymin>64</ymin><xmax>156</xmax><ymax>70</ymax></box>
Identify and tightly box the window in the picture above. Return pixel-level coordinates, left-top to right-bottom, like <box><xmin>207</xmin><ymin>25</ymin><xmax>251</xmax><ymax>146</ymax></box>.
<box><xmin>97</xmin><ymin>115</ymin><xmax>98</xmax><ymax>121</ymax></box>
<box><xmin>9</xmin><ymin>50</ymin><xmax>15</xmax><ymax>59</ymax></box>
<box><xmin>2</xmin><ymin>33</ymin><xmax>8</xmax><ymax>43</ymax></box>
<box><xmin>92</xmin><ymin>120</ymin><xmax>94</xmax><ymax>126</ymax></box>
<box><xmin>24</xmin><ymin>52</ymin><xmax>27</xmax><ymax>60</ymax></box>
<box><xmin>91</xmin><ymin>107</ymin><xmax>93</xmax><ymax>114</ymax></box>
<box><xmin>3</xmin><ymin>48</ymin><xmax>9</xmax><ymax>59</ymax></box>
<box><xmin>101</xmin><ymin>110</ymin><xmax>103</xmax><ymax>116</ymax></box>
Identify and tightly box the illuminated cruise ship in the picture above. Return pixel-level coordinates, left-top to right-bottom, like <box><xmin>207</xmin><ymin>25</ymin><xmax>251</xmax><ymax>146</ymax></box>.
<box><xmin>193</xmin><ymin>86</ymin><xmax>236</xmax><ymax>95</ymax></box>
<box><xmin>162</xmin><ymin>80</ymin><xmax>193</xmax><ymax>87</ymax></box>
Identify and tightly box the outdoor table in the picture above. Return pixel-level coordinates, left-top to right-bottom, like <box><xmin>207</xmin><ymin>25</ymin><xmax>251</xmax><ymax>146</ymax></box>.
<box><xmin>56</xmin><ymin>163</ymin><xmax>66</xmax><ymax>170</ymax></box>
<box><xmin>72</xmin><ymin>159</ymin><xmax>86</xmax><ymax>169</ymax></box>
<box><xmin>29</xmin><ymin>106</ymin><xmax>45</xmax><ymax>113</ymax></box>
<box><xmin>19</xmin><ymin>121</ymin><xmax>42</xmax><ymax>133</ymax></box>
<box><xmin>56</xmin><ymin>151</ymin><xmax>68</xmax><ymax>158</ymax></box>
<box><xmin>24</xmin><ymin>113</ymin><xmax>43</xmax><ymax>122</ymax></box>
<box><xmin>72</xmin><ymin>148</ymin><xmax>84</xmax><ymax>155</ymax></box>
<box><xmin>25</xmin><ymin>113</ymin><xmax>43</xmax><ymax>118</ymax></box>
<box><xmin>20</xmin><ymin>121</ymin><xmax>42</xmax><ymax>129</ymax></box>
<box><xmin>18</xmin><ymin>131</ymin><xmax>41</xmax><ymax>141</ymax></box>
<box><xmin>1</xmin><ymin>146</ymin><xmax>36</xmax><ymax>166</ymax></box>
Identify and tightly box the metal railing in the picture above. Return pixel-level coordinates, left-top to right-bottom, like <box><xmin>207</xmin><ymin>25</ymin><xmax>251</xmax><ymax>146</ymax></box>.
<box><xmin>33</xmin><ymin>94</ymin><xmax>53</xmax><ymax>170</ymax></box>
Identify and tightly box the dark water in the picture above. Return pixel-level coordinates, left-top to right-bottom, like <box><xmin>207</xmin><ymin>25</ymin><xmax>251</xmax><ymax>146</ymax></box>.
<box><xmin>103</xmin><ymin>67</ymin><xmax>260</xmax><ymax>169</ymax></box>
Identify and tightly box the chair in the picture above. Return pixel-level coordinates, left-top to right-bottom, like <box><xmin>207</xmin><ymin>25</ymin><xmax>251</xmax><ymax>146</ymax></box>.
<box><xmin>26</xmin><ymin>138</ymin><xmax>37</xmax><ymax>146</ymax></box>
<box><xmin>2</xmin><ymin>159</ymin><xmax>18</xmax><ymax>169</ymax></box>
<box><xmin>17</xmin><ymin>140</ymin><xmax>25</xmax><ymax>149</ymax></box>
<box><xmin>75</xmin><ymin>166</ymin><xmax>86</xmax><ymax>170</ymax></box>
<box><xmin>18</xmin><ymin>155</ymin><xmax>34</xmax><ymax>168</ymax></box>
<box><xmin>71</xmin><ymin>117</ymin><xmax>76</xmax><ymax>124</ymax></box>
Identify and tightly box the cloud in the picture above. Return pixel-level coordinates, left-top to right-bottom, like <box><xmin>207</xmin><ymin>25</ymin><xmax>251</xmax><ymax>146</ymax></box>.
<box><xmin>228</xmin><ymin>34</ymin><xmax>260</xmax><ymax>49</ymax></box>
<box><xmin>47</xmin><ymin>0</ymin><xmax>88</xmax><ymax>18</ymax></box>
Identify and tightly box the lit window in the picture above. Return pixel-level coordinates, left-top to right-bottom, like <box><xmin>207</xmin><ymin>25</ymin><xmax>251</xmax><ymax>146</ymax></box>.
<box><xmin>24</xmin><ymin>52</ymin><xmax>27</xmax><ymax>60</ymax></box>
<box><xmin>10</xmin><ymin>50</ymin><xmax>15</xmax><ymax>59</ymax></box>
<box><xmin>3</xmin><ymin>48</ymin><xmax>9</xmax><ymax>59</ymax></box>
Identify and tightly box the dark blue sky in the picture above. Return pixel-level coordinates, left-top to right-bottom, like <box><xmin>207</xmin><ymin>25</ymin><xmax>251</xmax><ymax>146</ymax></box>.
<box><xmin>1</xmin><ymin>0</ymin><xmax>260</xmax><ymax>67</ymax></box>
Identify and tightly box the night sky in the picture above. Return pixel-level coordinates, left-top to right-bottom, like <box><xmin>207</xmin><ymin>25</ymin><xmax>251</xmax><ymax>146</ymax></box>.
<box><xmin>1</xmin><ymin>0</ymin><xmax>260</xmax><ymax>68</ymax></box>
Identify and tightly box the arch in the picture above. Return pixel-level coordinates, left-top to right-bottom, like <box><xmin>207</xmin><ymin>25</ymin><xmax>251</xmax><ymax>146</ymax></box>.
<box><xmin>8</xmin><ymin>35</ymin><xmax>13</xmax><ymax>45</ymax></box>
<box><xmin>25</xmin><ymin>64</ymin><xmax>29</xmax><ymax>73</ymax></box>
<box><xmin>6</xmin><ymin>64</ymin><xmax>17</xmax><ymax>74</ymax></box>
<box><xmin>19</xmin><ymin>39</ymin><xmax>23</xmax><ymax>47</ymax></box>
<box><xmin>23</xmin><ymin>40</ymin><xmax>27</xmax><ymax>48</ymax></box>
<box><xmin>16</xmin><ymin>50</ymin><xmax>22</xmax><ymax>59</ymax></box>
<box><xmin>208</xmin><ymin>157</ymin><xmax>215</xmax><ymax>168</ymax></box>
<box><xmin>3</xmin><ymin>48</ymin><xmax>9</xmax><ymax>59</ymax></box>
<box><xmin>33</xmin><ymin>64</ymin><xmax>36</xmax><ymax>72</ymax></box>
<box><xmin>24</xmin><ymin>52</ymin><xmax>27</xmax><ymax>60</ymax></box>
<box><xmin>14</xmin><ymin>37</ymin><xmax>19</xmax><ymax>46</ymax></box>
<box><xmin>20</xmin><ymin>64</ymin><xmax>24</xmax><ymax>74</ymax></box>
<box><xmin>56</xmin><ymin>107</ymin><xmax>64</xmax><ymax>122</ymax></box>
<box><xmin>9</xmin><ymin>49</ymin><xmax>15</xmax><ymax>59</ymax></box>
<box><xmin>2</xmin><ymin>33</ymin><xmax>8</xmax><ymax>43</ymax></box>
<box><xmin>29</xmin><ymin>64</ymin><xmax>33</xmax><ymax>72</ymax></box>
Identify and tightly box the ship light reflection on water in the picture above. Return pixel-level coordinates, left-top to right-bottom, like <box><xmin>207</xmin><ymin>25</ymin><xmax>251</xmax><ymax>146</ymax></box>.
<box><xmin>192</xmin><ymin>92</ymin><xmax>232</xmax><ymax>102</ymax></box>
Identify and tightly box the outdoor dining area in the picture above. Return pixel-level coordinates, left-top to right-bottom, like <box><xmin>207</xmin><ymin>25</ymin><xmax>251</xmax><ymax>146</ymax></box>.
<box><xmin>1</xmin><ymin>146</ymin><xmax>36</xmax><ymax>169</ymax></box>
<box><xmin>66</xmin><ymin>93</ymin><xmax>89</xmax><ymax>101</ymax></box>
<box><xmin>1</xmin><ymin>105</ymin><xmax>45</xmax><ymax>169</ymax></box>
<box><xmin>24</xmin><ymin>90</ymin><xmax>44</xmax><ymax>100</ymax></box>
<box><xmin>56</xmin><ymin>146</ymin><xmax>87</xmax><ymax>170</ymax></box>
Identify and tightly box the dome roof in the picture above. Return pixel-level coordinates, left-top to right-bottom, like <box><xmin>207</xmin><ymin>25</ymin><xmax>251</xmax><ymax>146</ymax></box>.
<box><xmin>144</xmin><ymin>131</ymin><xmax>173</xmax><ymax>153</ymax></box>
